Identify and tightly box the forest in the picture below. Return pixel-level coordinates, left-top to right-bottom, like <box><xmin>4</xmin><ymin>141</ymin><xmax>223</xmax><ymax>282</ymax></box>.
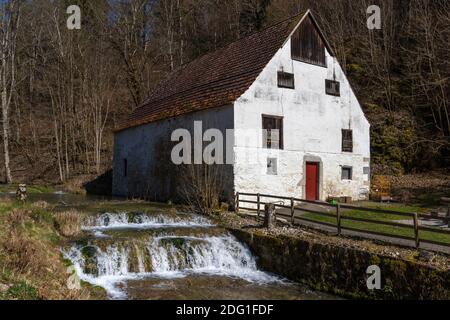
<box><xmin>0</xmin><ymin>0</ymin><xmax>449</xmax><ymax>185</ymax></box>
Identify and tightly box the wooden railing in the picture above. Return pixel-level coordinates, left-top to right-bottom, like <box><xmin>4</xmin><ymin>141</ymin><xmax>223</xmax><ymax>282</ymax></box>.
<box><xmin>235</xmin><ymin>192</ymin><xmax>450</xmax><ymax>249</ymax></box>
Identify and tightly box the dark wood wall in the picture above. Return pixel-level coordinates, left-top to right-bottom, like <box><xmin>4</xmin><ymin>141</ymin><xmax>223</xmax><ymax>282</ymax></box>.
<box><xmin>291</xmin><ymin>16</ymin><xmax>326</xmax><ymax>67</ymax></box>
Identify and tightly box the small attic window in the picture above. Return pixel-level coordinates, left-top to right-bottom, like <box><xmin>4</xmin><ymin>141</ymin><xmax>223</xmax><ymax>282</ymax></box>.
<box><xmin>326</xmin><ymin>79</ymin><xmax>340</xmax><ymax>96</ymax></box>
<box><xmin>277</xmin><ymin>71</ymin><xmax>295</xmax><ymax>89</ymax></box>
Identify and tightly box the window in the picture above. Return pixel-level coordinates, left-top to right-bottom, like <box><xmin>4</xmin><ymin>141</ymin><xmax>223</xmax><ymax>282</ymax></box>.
<box><xmin>342</xmin><ymin>167</ymin><xmax>353</xmax><ymax>180</ymax></box>
<box><xmin>363</xmin><ymin>167</ymin><xmax>370</xmax><ymax>175</ymax></box>
<box><xmin>342</xmin><ymin>129</ymin><xmax>353</xmax><ymax>153</ymax></box>
<box><xmin>267</xmin><ymin>158</ymin><xmax>278</xmax><ymax>175</ymax></box>
<box><xmin>123</xmin><ymin>159</ymin><xmax>128</xmax><ymax>177</ymax></box>
<box><xmin>291</xmin><ymin>16</ymin><xmax>326</xmax><ymax>67</ymax></box>
<box><xmin>277</xmin><ymin>71</ymin><xmax>295</xmax><ymax>89</ymax></box>
<box><xmin>262</xmin><ymin>115</ymin><xmax>283</xmax><ymax>150</ymax></box>
<box><xmin>326</xmin><ymin>80</ymin><xmax>340</xmax><ymax>96</ymax></box>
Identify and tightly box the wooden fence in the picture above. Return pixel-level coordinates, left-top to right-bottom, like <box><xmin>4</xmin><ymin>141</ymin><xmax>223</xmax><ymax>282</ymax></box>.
<box><xmin>235</xmin><ymin>192</ymin><xmax>450</xmax><ymax>249</ymax></box>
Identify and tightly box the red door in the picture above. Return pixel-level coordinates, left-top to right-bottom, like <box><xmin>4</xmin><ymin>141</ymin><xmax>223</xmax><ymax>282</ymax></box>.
<box><xmin>306</xmin><ymin>162</ymin><xmax>319</xmax><ymax>201</ymax></box>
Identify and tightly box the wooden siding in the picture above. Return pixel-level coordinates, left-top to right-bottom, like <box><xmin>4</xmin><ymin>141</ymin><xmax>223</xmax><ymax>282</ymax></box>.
<box><xmin>291</xmin><ymin>16</ymin><xmax>326</xmax><ymax>67</ymax></box>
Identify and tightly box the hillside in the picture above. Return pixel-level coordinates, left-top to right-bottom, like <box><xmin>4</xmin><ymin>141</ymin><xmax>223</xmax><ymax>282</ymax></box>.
<box><xmin>0</xmin><ymin>0</ymin><xmax>448</xmax><ymax>185</ymax></box>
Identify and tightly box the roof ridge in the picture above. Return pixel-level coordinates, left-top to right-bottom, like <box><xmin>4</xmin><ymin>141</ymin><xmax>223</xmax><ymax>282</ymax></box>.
<box><xmin>138</xmin><ymin>11</ymin><xmax>306</xmax><ymax>109</ymax></box>
<box><xmin>175</xmin><ymin>11</ymin><xmax>305</xmax><ymax>71</ymax></box>
<box><xmin>118</xmin><ymin>11</ymin><xmax>309</xmax><ymax>132</ymax></box>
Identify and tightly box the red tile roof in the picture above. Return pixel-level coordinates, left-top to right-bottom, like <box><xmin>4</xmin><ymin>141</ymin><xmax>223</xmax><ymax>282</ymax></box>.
<box><xmin>116</xmin><ymin>12</ymin><xmax>307</xmax><ymax>132</ymax></box>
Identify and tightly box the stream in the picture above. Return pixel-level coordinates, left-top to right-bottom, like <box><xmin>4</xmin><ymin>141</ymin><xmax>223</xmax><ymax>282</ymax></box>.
<box><xmin>1</xmin><ymin>192</ymin><xmax>336</xmax><ymax>300</ymax></box>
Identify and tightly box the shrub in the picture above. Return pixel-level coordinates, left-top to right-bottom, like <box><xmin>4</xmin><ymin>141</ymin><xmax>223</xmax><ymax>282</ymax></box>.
<box><xmin>2</xmin><ymin>229</ymin><xmax>43</xmax><ymax>274</ymax></box>
<box><xmin>179</xmin><ymin>164</ymin><xmax>223</xmax><ymax>216</ymax></box>
<box><xmin>6</xmin><ymin>209</ymin><xmax>28</xmax><ymax>230</ymax></box>
<box><xmin>53</xmin><ymin>210</ymin><xmax>83</xmax><ymax>238</ymax></box>
<box><xmin>0</xmin><ymin>205</ymin><xmax>99</xmax><ymax>300</ymax></box>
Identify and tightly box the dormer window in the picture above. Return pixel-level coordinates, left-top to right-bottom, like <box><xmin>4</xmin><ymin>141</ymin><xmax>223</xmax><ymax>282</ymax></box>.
<box><xmin>326</xmin><ymin>79</ymin><xmax>340</xmax><ymax>96</ymax></box>
<box><xmin>277</xmin><ymin>71</ymin><xmax>295</xmax><ymax>89</ymax></box>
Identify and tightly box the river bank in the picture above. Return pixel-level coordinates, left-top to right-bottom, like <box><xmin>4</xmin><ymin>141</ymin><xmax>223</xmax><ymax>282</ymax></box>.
<box><xmin>62</xmin><ymin>207</ymin><xmax>335</xmax><ymax>300</ymax></box>
<box><xmin>0</xmin><ymin>199</ymin><xmax>107</xmax><ymax>300</ymax></box>
<box><xmin>3</xmin><ymin>190</ymin><xmax>447</xmax><ymax>300</ymax></box>
<box><xmin>217</xmin><ymin>212</ymin><xmax>450</xmax><ymax>299</ymax></box>
<box><xmin>0</xmin><ymin>194</ymin><xmax>336</xmax><ymax>300</ymax></box>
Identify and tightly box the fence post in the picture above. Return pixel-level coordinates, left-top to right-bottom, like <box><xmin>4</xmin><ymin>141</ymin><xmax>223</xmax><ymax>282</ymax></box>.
<box><xmin>336</xmin><ymin>204</ymin><xmax>342</xmax><ymax>236</ymax></box>
<box><xmin>290</xmin><ymin>198</ymin><xmax>295</xmax><ymax>225</ymax></box>
<box><xmin>235</xmin><ymin>192</ymin><xmax>240</xmax><ymax>214</ymax></box>
<box><xmin>257</xmin><ymin>193</ymin><xmax>261</xmax><ymax>217</ymax></box>
<box><xmin>413</xmin><ymin>213</ymin><xmax>420</xmax><ymax>249</ymax></box>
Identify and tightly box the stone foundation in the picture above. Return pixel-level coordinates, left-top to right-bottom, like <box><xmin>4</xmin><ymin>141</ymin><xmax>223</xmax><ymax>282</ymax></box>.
<box><xmin>230</xmin><ymin>228</ymin><xmax>450</xmax><ymax>300</ymax></box>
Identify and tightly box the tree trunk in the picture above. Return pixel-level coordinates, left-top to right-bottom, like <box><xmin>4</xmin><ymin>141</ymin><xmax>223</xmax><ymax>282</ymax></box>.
<box><xmin>1</xmin><ymin>86</ymin><xmax>12</xmax><ymax>184</ymax></box>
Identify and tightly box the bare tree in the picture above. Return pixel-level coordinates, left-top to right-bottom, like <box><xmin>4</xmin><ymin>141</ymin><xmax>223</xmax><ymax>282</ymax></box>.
<box><xmin>0</xmin><ymin>0</ymin><xmax>21</xmax><ymax>183</ymax></box>
<box><xmin>179</xmin><ymin>164</ymin><xmax>224</xmax><ymax>216</ymax></box>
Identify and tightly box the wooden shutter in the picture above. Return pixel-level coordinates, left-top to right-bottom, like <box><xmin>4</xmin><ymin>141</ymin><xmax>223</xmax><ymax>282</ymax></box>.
<box><xmin>277</xmin><ymin>71</ymin><xmax>295</xmax><ymax>89</ymax></box>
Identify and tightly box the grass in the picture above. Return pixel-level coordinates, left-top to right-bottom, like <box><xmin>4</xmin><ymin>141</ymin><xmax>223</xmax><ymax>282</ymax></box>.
<box><xmin>356</xmin><ymin>202</ymin><xmax>431</xmax><ymax>215</ymax></box>
<box><xmin>301</xmin><ymin>202</ymin><xmax>450</xmax><ymax>246</ymax></box>
<box><xmin>0</xmin><ymin>199</ymin><xmax>106</xmax><ymax>300</ymax></box>
<box><xmin>0</xmin><ymin>184</ymin><xmax>56</xmax><ymax>194</ymax></box>
<box><xmin>1</xmin><ymin>282</ymin><xmax>38</xmax><ymax>300</ymax></box>
<box><xmin>54</xmin><ymin>210</ymin><xmax>85</xmax><ymax>238</ymax></box>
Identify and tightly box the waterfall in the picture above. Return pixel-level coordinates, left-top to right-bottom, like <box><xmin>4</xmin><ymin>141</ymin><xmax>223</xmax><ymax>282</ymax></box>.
<box><xmin>82</xmin><ymin>212</ymin><xmax>214</xmax><ymax>231</ymax></box>
<box><xmin>63</xmin><ymin>212</ymin><xmax>282</xmax><ymax>299</ymax></box>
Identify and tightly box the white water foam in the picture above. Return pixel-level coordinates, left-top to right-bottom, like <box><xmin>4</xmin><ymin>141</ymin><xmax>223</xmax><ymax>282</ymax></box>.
<box><xmin>83</xmin><ymin>212</ymin><xmax>214</xmax><ymax>232</ymax></box>
<box><xmin>64</xmin><ymin>213</ymin><xmax>284</xmax><ymax>299</ymax></box>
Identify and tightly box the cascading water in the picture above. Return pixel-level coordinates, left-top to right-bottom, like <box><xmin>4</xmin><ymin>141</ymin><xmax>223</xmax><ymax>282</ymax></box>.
<box><xmin>63</xmin><ymin>212</ymin><xmax>283</xmax><ymax>299</ymax></box>
<box><xmin>83</xmin><ymin>212</ymin><xmax>214</xmax><ymax>231</ymax></box>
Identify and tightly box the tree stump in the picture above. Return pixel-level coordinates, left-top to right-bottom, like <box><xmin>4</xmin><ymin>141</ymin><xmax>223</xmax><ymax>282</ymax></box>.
<box><xmin>263</xmin><ymin>203</ymin><xmax>277</xmax><ymax>229</ymax></box>
<box><xmin>16</xmin><ymin>184</ymin><xmax>27</xmax><ymax>202</ymax></box>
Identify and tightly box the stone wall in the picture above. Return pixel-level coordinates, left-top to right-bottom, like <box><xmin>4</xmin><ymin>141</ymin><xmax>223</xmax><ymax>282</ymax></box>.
<box><xmin>231</xmin><ymin>229</ymin><xmax>450</xmax><ymax>300</ymax></box>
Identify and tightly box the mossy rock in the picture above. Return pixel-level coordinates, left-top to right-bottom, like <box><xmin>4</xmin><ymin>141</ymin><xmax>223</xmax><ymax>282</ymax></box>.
<box><xmin>81</xmin><ymin>245</ymin><xmax>99</xmax><ymax>276</ymax></box>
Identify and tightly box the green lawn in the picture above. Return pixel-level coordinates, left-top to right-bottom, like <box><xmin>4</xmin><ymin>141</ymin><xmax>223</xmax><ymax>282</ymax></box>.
<box><xmin>354</xmin><ymin>202</ymin><xmax>430</xmax><ymax>215</ymax></box>
<box><xmin>301</xmin><ymin>202</ymin><xmax>450</xmax><ymax>246</ymax></box>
